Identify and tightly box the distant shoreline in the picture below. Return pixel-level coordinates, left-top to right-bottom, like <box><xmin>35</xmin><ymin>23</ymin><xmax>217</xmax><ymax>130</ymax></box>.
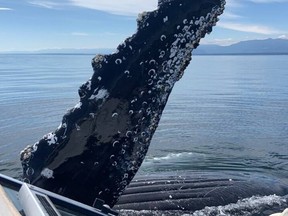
<box><xmin>1</xmin><ymin>38</ymin><xmax>288</xmax><ymax>56</ymax></box>
<box><xmin>194</xmin><ymin>53</ymin><xmax>288</xmax><ymax>56</ymax></box>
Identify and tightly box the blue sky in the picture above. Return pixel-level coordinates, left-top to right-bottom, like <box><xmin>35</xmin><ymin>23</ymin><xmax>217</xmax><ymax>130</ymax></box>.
<box><xmin>0</xmin><ymin>0</ymin><xmax>288</xmax><ymax>52</ymax></box>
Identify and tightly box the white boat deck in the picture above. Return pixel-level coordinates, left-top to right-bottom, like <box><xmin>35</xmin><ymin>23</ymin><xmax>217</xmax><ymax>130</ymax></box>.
<box><xmin>0</xmin><ymin>184</ymin><xmax>21</xmax><ymax>216</ymax></box>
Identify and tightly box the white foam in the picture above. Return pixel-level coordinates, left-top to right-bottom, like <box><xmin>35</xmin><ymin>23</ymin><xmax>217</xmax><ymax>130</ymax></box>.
<box><xmin>192</xmin><ymin>195</ymin><xmax>287</xmax><ymax>216</ymax></box>
<box><xmin>143</xmin><ymin>152</ymin><xmax>199</xmax><ymax>163</ymax></box>
<box><xmin>119</xmin><ymin>195</ymin><xmax>287</xmax><ymax>216</ymax></box>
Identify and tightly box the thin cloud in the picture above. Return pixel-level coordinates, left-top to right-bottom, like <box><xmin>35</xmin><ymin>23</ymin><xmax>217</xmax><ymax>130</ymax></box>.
<box><xmin>250</xmin><ymin>0</ymin><xmax>288</xmax><ymax>3</ymax></box>
<box><xmin>202</xmin><ymin>38</ymin><xmax>237</xmax><ymax>46</ymax></box>
<box><xmin>72</xmin><ymin>32</ymin><xmax>89</xmax><ymax>36</ymax></box>
<box><xmin>0</xmin><ymin>7</ymin><xmax>13</xmax><ymax>11</ymax></box>
<box><xmin>28</xmin><ymin>1</ymin><xmax>60</xmax><ymax>9</ymax></box>
<box><xmin>227</xmin><ymin>0</ymin><xmax>243</xmax><ymax>7</ymax></box>
<box><xmin>222</xmin><ymin>11</ymin><xmax>243</xmax><ymax>19</ymax></box>
<box><xmin>218</xmin><ymin>22</ymin><xmax>285</xmax><ymax>35</ymax></box>
<box><xmin>278</xmin><ymin>34</ymin><xmax>288</xmax><ymax>39</ymax></box>
<box><xmin>69</xmin><ymin>0</ymin><xmax>158</xmax><ymax>16</ymax></box>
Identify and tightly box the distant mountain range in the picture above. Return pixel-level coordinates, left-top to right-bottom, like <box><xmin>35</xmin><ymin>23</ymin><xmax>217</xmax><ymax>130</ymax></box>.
<box><xmin>194</xmin><ymin>38</ymin><xmax>288</xmax><ymax>55</ymax></box>
<box><xmin>1</xmin><ymin>39</ymin><xmax>288</xmax><ymax>55</ymax></box>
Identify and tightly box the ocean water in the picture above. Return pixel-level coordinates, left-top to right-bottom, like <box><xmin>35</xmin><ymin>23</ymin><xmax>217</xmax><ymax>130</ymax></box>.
<box><xmin>0</xmin><ymin>54</ymin><xmax>288</xmax><ymax>215</ymax></box>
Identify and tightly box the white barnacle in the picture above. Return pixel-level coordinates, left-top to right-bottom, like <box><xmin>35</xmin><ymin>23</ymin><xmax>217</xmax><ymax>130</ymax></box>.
<box><xmin>57</xmin><ymin>123</ymin><xmax>63</xmax><ymax>130</ymax></box>
<box><xmin>126</xmin><ymin>131</ymin><xmax>132</xmax><ymax>137</ymax></box>
<box><xmin>41</xmin><ymin>168</ymin><xmax>54</xmax><ymax>179</ymax></box>
<box><xmin>45</xmin><ymin>133</ymin><xmax>58</xmax><ymax>145</ymax></box>
<box><xmin>182</xmin><ymin>25</ymin><xmax>190</xmax><ymax>32</ymax></box>
<box><xmin>86</xmin><ymin>80</ymin><xmax>92</xmax><ymax>91</ymax></box>
<box><xmin>115</xmin><ymin>59</ymin><xmax>122</xmax><ymax>64</ymax></box>
<box><xmin>92</xmin><ymin>55</ymin><xmax>105</xmax><ymax>68</ymax></box>
<box><xmin>183</xmin><ymin>19</ymin><xmax>188</xmax><ymax>24</ymax></box>
<box><xmin>159</xmin><ymin>50</ymin><xmax>165</xmax><ymax>58</ymax></box>
<box><xmin>148</xmin><ymin>79</ymin><xmax>153</xmax><ymax>86</ymax></box>
<box><xmin>169</xmin><ymin>49</ymin><xmax>177</xmax><ymax>59</ymax></box>
<box><xmin>137</xmin><ymin>11</ymin><xmax>148</xmax><ymax>23</ymax></box>
<box><xmin>142</xmin><ymin>101</ymin><xmax>148</xmax><ymax>107</ymax></box>
<box><xmin>200</xmin><ymin>16</ymin><xmax>205</xmax><ymax>22</ymax></box>
<box><xmin>157</xmin><ymin>80</ymin><xmax>163</xmax><ymax>86</ymax></box>
<box><xmin>75</xmin><ymin>124</ymin><xmax>80</xmax><ymax>131</ymax></box>
<box><xmin>120</xmin><ymin>180</ymin><xmax>128</xmax><ymax>187</ymax></box>
<box><xmin>26</xmin><ymin>168</ymin><xmax>34</xmax><ymax>176</ymax></box>
<box><xmin>181</xmin><ymin>38</ymin><xmax>187</xmax><ymax>43</ymax></box>
<box><xmin>131</xmin><ymin>98</ymin><xmax>137</xmax><ymax>104</ymax></box>
<box><xmin>148</xmin><ymin>69</ymin><xmax>156</xmax><ymax>76</ymax></box>
<box><xmin>74</xmin><ymin>102</ymin><xmax>82</xmax><ymax>110</ymax></box>
<box><xmin>163</xmin><ymin>16</ymin><xmax>168</xmax><ymax>23</ymax></box>
<box><xmin>129</xmin><ymin>110</ymin><xmax>134</xmax><ymax>115</ymax></box>
<box><xmin>120</xmin><ymin>41</ymin><xmax>126</xmax><ymax>48</ymax></box>
<box><xmin>112</xmin><ymin>141</ymin><xmax>119</xmax><ymax>147</ymax></box>
<box><xmin>160</xmin><ymin>35</ymin><xmax>167</xmax><ymax>41</ymax></box>
<box><xmin>32</xmin><ymin>142</ymin><xmax>39</xmax><ymax>152</ymax></box>
<box><xmin>98</xmin><ymin>76</ymin><xmax>102</xmax><ymax>81</ymax></box>
<box><xmin>20</xmin><ymin>145</ymin><xmax>32</xmax><ymax>161</ymax></box>
<box><xmin>112</xmin><ymin>113</ymin><xmax>118</xmax><ymax>118</ymax></box>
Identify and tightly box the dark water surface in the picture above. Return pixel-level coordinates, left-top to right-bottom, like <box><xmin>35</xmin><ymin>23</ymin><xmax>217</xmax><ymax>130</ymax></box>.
<box><xmin>0</xmin><ymin>54</ymin><xmax>287</xmax><ymax>215</ymax></box>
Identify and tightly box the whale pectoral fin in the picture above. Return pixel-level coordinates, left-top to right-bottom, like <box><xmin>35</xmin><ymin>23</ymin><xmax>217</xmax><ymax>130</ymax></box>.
<box><xmin>21</xmin><ymin>0</ymin><xmax>226</xmax><ymax>207</ymax></box>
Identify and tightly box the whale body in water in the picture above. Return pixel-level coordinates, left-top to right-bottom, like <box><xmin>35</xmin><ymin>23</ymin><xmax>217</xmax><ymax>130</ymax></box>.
<box><xmin>115</xmin><ymin>171</ymin><xmax>288</xmax><ymax>215</ymax></box>
<box><xmin>20</xmin><ymin>0</ymin><xmax>227</xmax><ymax>208</ymax></box>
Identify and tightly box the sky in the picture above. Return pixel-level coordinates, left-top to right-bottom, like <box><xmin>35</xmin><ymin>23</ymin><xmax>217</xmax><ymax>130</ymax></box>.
<box><xmin>0</xmin><ymin>0</ymin><xmax>288</xmax><ymax>52</ymax></box>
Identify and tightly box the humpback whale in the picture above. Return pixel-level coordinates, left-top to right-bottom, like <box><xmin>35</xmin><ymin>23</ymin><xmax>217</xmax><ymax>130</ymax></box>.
<box><xmin>20</xmin><ymin>0</ymin><xmax>226</xmax><ymax>208</ymax></box>
<box><xmin>115</xmin><ymin>172</ymin><xmax>288</xmax><ymax>214</ymax></box>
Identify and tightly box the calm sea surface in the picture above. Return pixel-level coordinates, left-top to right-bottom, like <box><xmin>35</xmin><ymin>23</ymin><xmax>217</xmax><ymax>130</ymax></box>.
<box><xmin>0</xmin><ymin>54</ymin><xmax>288</xmax><ymax>214</ymax></box>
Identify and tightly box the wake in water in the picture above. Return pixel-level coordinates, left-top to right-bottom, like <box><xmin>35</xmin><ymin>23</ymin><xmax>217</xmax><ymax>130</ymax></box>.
<box><xmin>143</xmin><ymin>152</ymin><xmax>201</xmax><ymax>164</ymax></box>
<box><xmin>118</xmin><ymin>195</ymin><xmax>288</xmax><ymax>216</ymax></box>
<box><xmin>193</xmin><ymin>195</ymin><xmax>288</xmax><ymax>216</ymax></box>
